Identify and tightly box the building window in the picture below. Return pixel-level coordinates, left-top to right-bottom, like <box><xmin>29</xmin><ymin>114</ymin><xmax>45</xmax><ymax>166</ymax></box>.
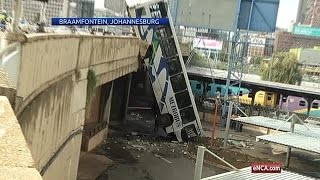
<box><xmin>299</xmin><ymin>100</ymin><xmax>306</xmax><ymax>106</ymax></box>
<box><xmin>196</xmin><ymin>84</ymin><xmax>201</xmax><ymax>89</ymax></box>
<box><xmin>312</xmin><ymin>103</ymin><xmax>319</xmax><ymax>109</ymax></box>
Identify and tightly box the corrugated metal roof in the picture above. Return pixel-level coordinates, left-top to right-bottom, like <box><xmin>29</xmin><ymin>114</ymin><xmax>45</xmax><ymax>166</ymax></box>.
<box><xmin>256</xmin><ymin>132</ymin><xmax>320</xmax><ymax>154</ymax></box>
<box><xmin>202</xmin><ymin>167</ymin><xmax>317</xmax><ymax>180</ymax></box>
<box><xmin>187</xmin><ymin>66</ymin><xmax>320</xmax><ymax>96</ymax></box>
<box><xmin>234</xmin><ymin>116</ymin><xmax>320</xmax><ymax>138</ymax></box>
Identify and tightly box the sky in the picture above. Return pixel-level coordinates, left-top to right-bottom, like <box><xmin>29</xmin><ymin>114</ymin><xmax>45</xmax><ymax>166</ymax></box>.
<box><xmin>276</xmin><ymin>0</ymin><xmax>300</xmax><ymax>28</ymax></box>
<box><xmin>95</xmin><ymin>0</ymin><xmax>104</xmax><ymax>7</ymax></box>
<box><xmin>95</xmin><ymin>0</ymin><xmax>300</xmax><ymax>28</ymax></box>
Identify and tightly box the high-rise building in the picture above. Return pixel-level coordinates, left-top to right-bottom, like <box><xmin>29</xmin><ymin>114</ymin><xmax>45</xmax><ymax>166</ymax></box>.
<box><xmin>296</xmin><ymin>0</ymin><xmax>320</xmax><ymax>27</ymax></box>
<box><xmin>166</xmin><ymin>0</ymin><xmax>176</xmax><ymax>20</ymax></box>
<box><xmin>104</xmin><ymin>0</ymin><xmax>130</xmax><ymax>34</ymax></box>
<box><xmin>76</xmin><ymin>0</ymin><xmax>94</xmax><ymax>18</ymax></box>
<box><xmin>104</xmin><ymin>0</ymin><xmax>126</xmax><ymax>16</ymax></box>
<box><xmin>2</xmin><ymin>0</ymin><xmax>65</xmax><ymax>24</ymax></box>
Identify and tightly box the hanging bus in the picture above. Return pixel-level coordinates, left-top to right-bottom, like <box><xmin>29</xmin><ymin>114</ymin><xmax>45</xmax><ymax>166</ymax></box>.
<box><xmin>126</xmin><ymin>0</ymin><xmax>203</xmax><ymax>141</ymax></box>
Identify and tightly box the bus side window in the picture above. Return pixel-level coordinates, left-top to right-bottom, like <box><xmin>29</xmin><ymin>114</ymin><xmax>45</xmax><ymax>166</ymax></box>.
<box><xmin>160</xmin><ymin>37</ymin><xmax>177</xmax><ymax>58</ymax></box>
<box><xmin>180</xmin><ymin>107</ymin><xmax>196</xmax><ymax>124</ymax></box>
<box><xmin>167</xmin><ymin>57</ymin><xmax>182</xmax><ymax>76</ymax></box>
<box><xmin>175</xmin><ymin>90</ymin><xmax>192</xmax><ymax>109</ymax></box>
<box><xmin>170</xmin><ymin>74</ymin><xmax>187</xmax><ymax>93</ymax></box>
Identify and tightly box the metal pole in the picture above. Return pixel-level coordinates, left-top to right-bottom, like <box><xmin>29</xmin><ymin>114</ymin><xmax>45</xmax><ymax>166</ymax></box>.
<box><xmin>223</xmin><ymin>0</ymin><xmax>241</xmax><ymax>116</ymax></box>
<box><xmin>285</xmin><ymin>114</ymin><xmax>295</xmax><ymax>168</ymax></box>
<box><xmin>205</xmin><ymin>148</ymin><xmax>238</xmax><ymax>170</ymax></box>
<box><xmin>211</xmin><ymin>102</ymin><xmax>219</xmax><ymax>145</ymax></box>
<box><xmin>223</xmin><ymin>101</ymin><xmax>233</xmax><ymax>149</ymax></box>
<box><xmin>194</xmin><ymin>146</ymin><xmax>205</xmax><ymax>180</ymax></box>
<box><xmin>13</xmin><ymin>0</ymin><xmax>22</xmax><ymax>33</ymax></box>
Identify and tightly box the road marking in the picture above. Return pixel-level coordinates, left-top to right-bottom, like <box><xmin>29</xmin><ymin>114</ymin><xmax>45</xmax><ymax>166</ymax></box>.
<box><xmin>153</xmin><ymin>153</ymin><xmax>172</xmax><ymax>164</ymax></box>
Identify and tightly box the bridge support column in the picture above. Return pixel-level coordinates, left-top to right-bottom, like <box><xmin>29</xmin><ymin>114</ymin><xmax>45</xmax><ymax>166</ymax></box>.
<box><xmin>101</xmin><ymin>81</ymin><xmax>113</xmax><ymax>127</ymax></box>
<box><xmin>277</xmin><ymin>94</ymin><xmax>286</xmax><ymax>119</ymax></box>
<box><xmin>123</xmin><ymin>73</ymin><xmax>132</xmax><ymax>124</ymax></box>
<box><xmin>306</xmin><ymin>98</ymin><xmax>314</xmax><ymax>117</ymax></box>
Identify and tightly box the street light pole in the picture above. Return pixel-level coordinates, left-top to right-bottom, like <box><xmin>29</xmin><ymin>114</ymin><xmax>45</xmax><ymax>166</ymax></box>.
<box><xmin>13</xmin><ymin>0</ymin><xmax>22</xmax><ymax>33</ymax></box>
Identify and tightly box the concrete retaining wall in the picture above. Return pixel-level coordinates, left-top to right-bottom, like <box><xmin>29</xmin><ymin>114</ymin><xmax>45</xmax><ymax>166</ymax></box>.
<box><xmin>0</xmin><ymin>96</ymin><xmax>42</xmax><ymax>180</ymax></box>
<box><xmin>11</xmin><ymin>34</ymin><xmax>147</xmax><ymax>180</ymax></box>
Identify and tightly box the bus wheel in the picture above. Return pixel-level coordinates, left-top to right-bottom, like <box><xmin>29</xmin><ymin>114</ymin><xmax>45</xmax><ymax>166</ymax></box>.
<box><xmin>156</xmin><ymin>114</ymin><xmax>173</xmax><ymax>128</ymax></box>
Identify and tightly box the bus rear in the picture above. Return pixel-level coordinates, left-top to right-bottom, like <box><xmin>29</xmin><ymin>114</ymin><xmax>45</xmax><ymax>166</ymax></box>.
<box><xmin>126</xmin><ymin>0</ymin><xmax>203</xmax><ymax>141</ymax></box>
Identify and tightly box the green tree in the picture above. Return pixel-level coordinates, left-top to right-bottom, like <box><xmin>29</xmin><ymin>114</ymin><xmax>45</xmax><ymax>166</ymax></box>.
<box><xmin>260</xmin><ymin>52</ymin><xmax>303</xmax><ymax>85</ymax></box>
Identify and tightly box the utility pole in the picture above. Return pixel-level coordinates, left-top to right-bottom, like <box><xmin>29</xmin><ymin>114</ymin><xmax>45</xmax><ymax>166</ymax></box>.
<box><xmin>13</xmin><ymin>0</ymin><xmax>22</xmax><ymax>33</ymax></box>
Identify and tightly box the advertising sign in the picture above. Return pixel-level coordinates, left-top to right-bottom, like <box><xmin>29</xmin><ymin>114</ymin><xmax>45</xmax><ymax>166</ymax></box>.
<box><xmin>192</xmin><ymin>38</ymin><xmax>223</xmax><ymax>50</ymax></box>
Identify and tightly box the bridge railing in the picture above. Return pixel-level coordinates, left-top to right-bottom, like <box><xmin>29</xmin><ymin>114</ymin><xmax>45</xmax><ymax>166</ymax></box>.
<box><xmin>0</xmin><ymin>42</ymin><xmax>21</xmax><ymax>89</ymax></box>
<box><xmin>194</xmin><ymin>146</ymin><xmax>238</xmax><ymax>180</ymax></box>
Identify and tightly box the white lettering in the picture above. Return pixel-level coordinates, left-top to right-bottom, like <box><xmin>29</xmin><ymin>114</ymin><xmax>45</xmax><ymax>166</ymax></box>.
<box><xmin>169</xmin><ymin>97</ymin><xmax>181</xmax><ymax>128</ymax></box>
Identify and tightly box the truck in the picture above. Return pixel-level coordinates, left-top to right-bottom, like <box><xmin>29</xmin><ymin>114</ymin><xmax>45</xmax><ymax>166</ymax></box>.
<box><xmin>126</xmin><ymin>0</ymin><xmax>203</xmax><ymax>141</ymax></box>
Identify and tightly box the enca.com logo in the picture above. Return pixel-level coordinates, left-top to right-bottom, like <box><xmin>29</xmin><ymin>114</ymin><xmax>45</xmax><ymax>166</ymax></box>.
<box><xmin>251</xmin><ymin>163</ymin><xmax>282</xmax><ymax>173</ymax></box>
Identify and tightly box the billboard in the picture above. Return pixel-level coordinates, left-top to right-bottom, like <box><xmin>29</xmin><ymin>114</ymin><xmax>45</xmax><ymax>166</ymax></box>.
<box><xmin>192</xmin><ymin>38</ymin><xmax>223</xmax><ymax>50</ymax></box>
<box><xmin>76</xmin><ymin>0</ymin><xmax>95</xmax><ymax>18</ymax></box>
<box><xmin>238</xmin><ymin>0</ymin><xmax>279</xmax><ymax>32</ymax></box>
<box><xmin>250</xmin><ymin>37</ymin><xmax>266</xmax><ymax>47</ymax></box>
<box><xmin>298</xmin><ymin>49</ymin><xmax>320</xmax><ymax>65</ymax></box>
<box><xmin>175</xmin><ymin>0</ymin><xmax>239</xmax><ymax>31</ymax></box>
<box><xmin>293</xmin><ymin>25</ymin><xmax>320</xmax><ymax>37</ymax></box>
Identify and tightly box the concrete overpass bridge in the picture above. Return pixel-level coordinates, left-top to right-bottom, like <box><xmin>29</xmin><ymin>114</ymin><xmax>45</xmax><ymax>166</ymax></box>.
<box><xmin>0</xmin><ymin>33</ymin><xmax>148</xmax><ymax>179</ymax></box>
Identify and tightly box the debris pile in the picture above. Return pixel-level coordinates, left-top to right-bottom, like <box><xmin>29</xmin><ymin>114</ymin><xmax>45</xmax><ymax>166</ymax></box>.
<box><xmin>227</xmin><ymin>139</ymin><xmax>254</xmax><ymax>149</ymax></box>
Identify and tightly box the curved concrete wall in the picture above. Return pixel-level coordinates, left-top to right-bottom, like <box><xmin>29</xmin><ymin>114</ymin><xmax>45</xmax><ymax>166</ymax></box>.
<box><xmin>12</xmin><ymin>34</ymin><xmax>147</xmax><ymax>180</ymax></box>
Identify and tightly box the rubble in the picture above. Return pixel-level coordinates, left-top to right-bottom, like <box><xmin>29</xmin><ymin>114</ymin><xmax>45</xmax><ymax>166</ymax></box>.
<box><xmin>132</xmin><ymin>132</ymin><xmax>139</xmax><ymax>136</ymax></box>
<box><xmin>240</xmin><ymin>142</ymin><xmax>246</xmax><ymax>148</ymax></box>
<box><xmin>227</xmin><ymin>139</ymin><xmax>253</xmax><ymax>148</ymax></box>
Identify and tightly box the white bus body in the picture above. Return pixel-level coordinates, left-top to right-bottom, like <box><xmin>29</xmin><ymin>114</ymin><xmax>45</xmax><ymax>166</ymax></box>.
<box><xmin>126</xmin><ymin>0</ymin><xmax>203</xmax><ymax>141</ymax></box>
